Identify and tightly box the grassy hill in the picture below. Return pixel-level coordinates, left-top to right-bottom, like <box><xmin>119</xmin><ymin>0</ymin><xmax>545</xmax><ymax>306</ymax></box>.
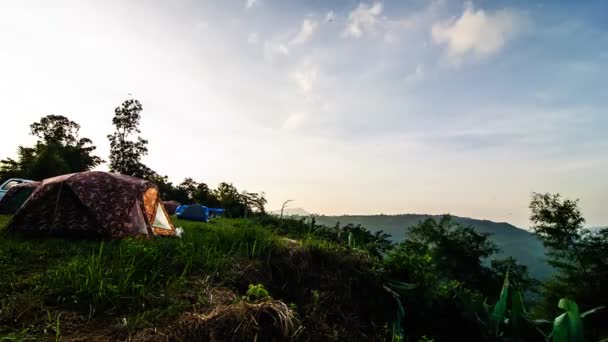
<box><xmin>312</xmin><ymin>214</ymin><xmax>552</xmax><ymax>280</ymax></box>
<box><xmin>0</xmin><ymin>215</ymin><xmax>394</xmax><ymax>341</ymax></box>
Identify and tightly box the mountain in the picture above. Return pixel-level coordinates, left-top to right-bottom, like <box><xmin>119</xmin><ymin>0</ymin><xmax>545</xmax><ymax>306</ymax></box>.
<box><xmin>312</xmin><ymin>214</ymin><xmax>553</xmax><ymax>280</ymax></box>
<box><xmin>269</xmin><ymin>207</ymin><xmax>310</xmax><ymax>216</ymax></box>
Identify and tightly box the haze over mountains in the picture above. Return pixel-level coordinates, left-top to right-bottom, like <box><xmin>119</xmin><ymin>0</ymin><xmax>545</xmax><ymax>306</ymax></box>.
<box><xmin>273</xmin><ymin>209</ymin><xmax>552</xmax><ymax>279</ymax></box>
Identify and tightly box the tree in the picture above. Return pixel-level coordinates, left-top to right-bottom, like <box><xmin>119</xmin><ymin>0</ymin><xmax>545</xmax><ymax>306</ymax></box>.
<box><xmin>172</xmin><ymin>178</ymin><xmax>219</xmax><ymax>206</ymax></box>
<box><xmin>406</xmin><ymin>215</ymin><xmax>499</xmax><ymax>292</ymax></box>
<box><xmin>30</xmin><ymin>115</ymin><xmax>80</xmax><ymax>145</ymax></box>
<box><xmin>107</xmin><ymin>99</ymin><xmax>150</xmax><ymax>178</ymax></box>
<box><xmin>213</xmin><ymin>182</ymin><xmax>242</xmax><ymax>216</ymax></box>
<box><xmin>490</xmin><ymin>257</ymin><xmax>540</xmax><ymax>294</ymax></box>
<box><xmin>0</xmin><ymin>115</ymin><xmax>102</xmax><ymax>181</ymax></box>
<box><xmin>241</xmin><ymin>191</ymin><xmax>267</xmax><ymax>216</ymax></box>
<box><xmin>530</xmin><ymin>193</ymin><xmax>608</xmax><ymax>319</ymax></box>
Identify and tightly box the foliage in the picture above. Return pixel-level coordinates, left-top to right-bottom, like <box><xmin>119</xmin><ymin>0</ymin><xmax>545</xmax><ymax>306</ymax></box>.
<box><xmin>490</xmin><ymin>257</ymin><xmax>541</xmax><ymax>295</ymax></box>
<box><xmin>0</xmin><ymin>216</ymin><xmax>279</xmax><ymax>337</ymax></box>
<box><xmin>405</xmin><ymin>215</ymin><xmax>500</xmax><ymax>294</ymax></box>
<box><xmin>246</xmin><ymin>284</ymin><xmax>270</xmax><ymax>302</ymax></box>
<box><xmin>530</xmin><ymin>193</ymin><xmax>608</xmax><ymax>334</ymax></box>
<box><xmin>107</xmin><ymin>99</ymin><xmax>151</xmax><ymax>178</ymax></box>
<box><xmin>0</xmin><ymin>115</ymin><xmax>102</xmax><ymax>181</ymax></box>
<box><xmin>0</xmin><ymin>215</ymin><xmax>394</xmax><ymax>340</ymax></box>
<box><xmin>258</xmin><ymin>215</ymin><xmax>393</xmax><ymax>258</ymax></box>
<box><xmin>214</xmin><ymin>182</ymin><xmax>246</xmax><ymax>217</ymax></box>
<box><xmin>172</xmin><ymin>178</ymin><xmax>220</xmax><ymax>206</ymax></box>
<box><xmin>312</xmin><ymin>213</ymin><xmax>553</xmax><ymax>280</ymax></box>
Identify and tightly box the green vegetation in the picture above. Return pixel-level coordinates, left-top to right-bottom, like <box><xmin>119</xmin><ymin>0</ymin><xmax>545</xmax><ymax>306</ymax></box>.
<box><xmin>1</xmin><ymin>191</ymin><xmax>607</xmax><ymax>341</ymax></box>
<box><xmin>1</xmin><ymin>100</ymin><xmax>605</xmax><ymax>340</ymax></box>
<box><xmin>0</xmin><ymin>115</ymin><xmax>102</xmax><ymax>181</ymax></box>
<box><xmin>313</xmin><ymin>213</ymin><xmax>553</xmax><ymax>279</ymax></box>
<box><xmin>0</xmin><ymin>215</ymin><xmax>393</xmax><ymax>340</ymax></box>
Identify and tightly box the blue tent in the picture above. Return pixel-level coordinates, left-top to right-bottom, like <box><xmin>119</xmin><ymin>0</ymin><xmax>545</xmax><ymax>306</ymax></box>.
<box><xmin>208</xmin><ymin>208</ymin><xmax>225</xmax><ymax>218</ymax></box>
<box><xmin>175</xmin><ymin>205</ymin><xmax>225</xmax><ymax>222</ymax></box>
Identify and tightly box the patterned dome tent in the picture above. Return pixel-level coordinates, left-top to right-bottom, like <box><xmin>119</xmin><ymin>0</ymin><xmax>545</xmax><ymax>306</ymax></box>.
<box><xmin>7</xmin><ymin>171</ymin><xmax>175</xmax><ymax>238</ymax></box>
<box><xmin>0</xmin><ymin>181</ymin><xmax>40</xmax><ymax>214</ymax></box>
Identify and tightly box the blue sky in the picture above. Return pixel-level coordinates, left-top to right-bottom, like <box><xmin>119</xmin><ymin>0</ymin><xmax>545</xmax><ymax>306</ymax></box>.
<box><xmin>0</xmin><ymin>0</ymin><xmax>606</xmax><ymax>227</ymax></box>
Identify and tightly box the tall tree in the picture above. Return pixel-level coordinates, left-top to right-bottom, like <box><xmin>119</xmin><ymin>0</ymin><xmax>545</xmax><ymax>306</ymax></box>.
<box><xmin>107</xmin><ymin>99</ymin><xmax>150</xmax><ymax>178</ymax></box>
<box><xmin>530</xmin><ymin>193</ymin><xmax>608</xmax><ymax>316</ymax></box>
<box><xmin>406</xmin><ymin>215</ymin><xmax>500</xmax><ymax>293</ymax></box>
<box><xmin>0</xmin><ymin>115</ymin><xmax>102</xmax><ymax>181</ymax></box>
<box><xmin>241</xmin><ymin>191</ymin><xmax>267</xmax><ymax>216</ymax></box>
<box><xmin>172</xmin><ymin>178</ymin><xmax>219</xmax><ymax>205</ymax></box>
<box><xmin>214</xmin><ymin>182</ymin><xmax>246</xmax><ymax>217</ymax></box>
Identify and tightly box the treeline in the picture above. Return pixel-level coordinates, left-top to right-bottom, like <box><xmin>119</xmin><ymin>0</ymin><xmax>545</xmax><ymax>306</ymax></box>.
<box><xmin>0</xmin><ymin>99</ymin><xmax>266</xmax><ymax>217</ymax></box>
<box><xmin>262</xmin><ymin>193</ymin><xmax>607</xmax><ymax>341</ymax></box>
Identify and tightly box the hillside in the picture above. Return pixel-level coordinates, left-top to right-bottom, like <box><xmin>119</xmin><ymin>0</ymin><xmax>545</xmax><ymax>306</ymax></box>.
<box><xmin>312</xmin><ymin>214</ymin><xmax>552</xmax><ymax>279</ymax></box>
<box><xmin>0</xmin><ymin>215</ymin><xmax>396</xmax><ymax>341</ymax></box>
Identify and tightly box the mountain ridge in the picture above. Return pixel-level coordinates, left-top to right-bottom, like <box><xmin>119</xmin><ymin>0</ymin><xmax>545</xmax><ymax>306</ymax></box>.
<box><xmin>277</xmin><ymin>212</ymin><xmax>552</xmax><ymax>280</ymax></box>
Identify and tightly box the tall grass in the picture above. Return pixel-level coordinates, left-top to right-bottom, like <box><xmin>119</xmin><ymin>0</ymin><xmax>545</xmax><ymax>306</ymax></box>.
<box><xmin>0</xmin><ymin>215</ymin><xmax>279</xmax><ymax>337</ymax></box>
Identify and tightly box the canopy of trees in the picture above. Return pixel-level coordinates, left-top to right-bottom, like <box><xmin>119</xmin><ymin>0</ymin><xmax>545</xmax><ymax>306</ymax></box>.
<box><xmin>0</xmin><ymin>115</ymin><xmax>102</xmax><ymax>181</ymax></box>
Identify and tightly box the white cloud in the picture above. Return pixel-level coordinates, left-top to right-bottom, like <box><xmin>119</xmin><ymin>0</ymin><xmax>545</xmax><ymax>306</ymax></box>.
<box><xmin>282</xmin><ymin>112</ymin><xmax>307</xmax><ymax>130</ymax></box>
<box><xmin>248</xmin><ymin>32</ymin><xmax>259</xmax><ymax>44</ymax></box>
<box><xmin>245</xmin><ymin>0</ymin><xmax>257</xmax><ymax>9</ymax></box>
<box><xmin>431</xmin><ymin>3</ymin><xmax>524</xmax><ymax>64</ymax></box>
<box><xmin>325</xmin><ymin>10</ymin><xmax>335</xmax><ymax>23</ymax></box>
<box><xmin>290</xmin><ymin>19</ymin><xmax>319</xmax><ymax>45</ymax></box>
<box><xmin>264</xmin><ymin>41</ymin><xmax>289</xmax><ymax>61</ymax></box>
<box><xmin>290</xmin><ymin>63</ymin><xmax>318</xmax><ymax>94</ymax></box>
<box><xmin>404</xmin><ymin>64</ymin><xmax>425</xmax><ymax>84</ymax></box>
<box><xmin>343</xmin><ymin>2</ymin><xmax>383</xmax><ymax>38</ymax></box>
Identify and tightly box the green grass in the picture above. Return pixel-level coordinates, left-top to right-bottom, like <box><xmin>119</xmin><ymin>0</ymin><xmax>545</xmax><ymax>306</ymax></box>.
<box><xmin>0</xmin><ymin>215</ymin><xmax>396</xmax><ymax>341</ymax></box>
<box><xmin>0</xmin><ymin>215</ymin><xmax>280</xmax><ymax>339</ymax></box>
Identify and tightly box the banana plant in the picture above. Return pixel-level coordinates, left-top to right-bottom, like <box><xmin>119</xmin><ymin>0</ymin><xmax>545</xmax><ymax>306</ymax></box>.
<box><xmin>550</xmin><ymin>299</ymin><xmax>605</xmax><ymax>342</ymax></box>
<box><xmin>485</xmin><ymin>270</ymin><xmax>545</xmax><ymax>341</ymax></box>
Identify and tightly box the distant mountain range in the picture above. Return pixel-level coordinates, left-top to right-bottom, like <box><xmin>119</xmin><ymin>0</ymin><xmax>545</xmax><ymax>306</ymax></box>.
<box><xmin>271</xmin><ymin>210</ymin><xmax>552</xmax><ymax>280</ymax></box>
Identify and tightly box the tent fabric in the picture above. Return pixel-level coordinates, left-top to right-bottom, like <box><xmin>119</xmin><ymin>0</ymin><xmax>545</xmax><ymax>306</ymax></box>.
<box><xmin>153</xmin><ymin>203</ymin><xmax>172</xmax><ymax>230</ymax></box>
<box><xmin>0</xmin><ymin>181</ymin><xmax>40</xmax><ymax>214</ymax></box>
<box><xmin>176</xmin><ymin>204</ymin><xmax>210</xmax><ymax>222</ymax></box>
<box><xmin>7</xmin><ymin>171</ymin><xmax>175</xmax><ymax>238</ymax></box>
<box><xmin>163</xmin><ymin>200</ymin><xmax>180</xmax><ymax>215</ymax></box>
<box><xmin>175</xmin><ymin>205</ymin><xmax>225</xmax><ymax>222</ymax></box>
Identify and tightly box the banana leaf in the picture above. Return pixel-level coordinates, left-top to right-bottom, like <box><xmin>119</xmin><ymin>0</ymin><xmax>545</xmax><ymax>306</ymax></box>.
<box><xmin>552</xmin><ymin>299</ymin><xmax>584</xmax><ymax>342</ymax></box>
<box><xmin>491</xmin><ymin>270</ymin><xmax>509</xmax><ymax>335</ymax></box>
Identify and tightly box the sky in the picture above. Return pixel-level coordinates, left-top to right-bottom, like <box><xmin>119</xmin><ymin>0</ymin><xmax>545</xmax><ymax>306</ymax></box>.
<box><xmin>0</xmin><ymin>0</ymin><xmax>607</xmax><ymax>228</ymax></box>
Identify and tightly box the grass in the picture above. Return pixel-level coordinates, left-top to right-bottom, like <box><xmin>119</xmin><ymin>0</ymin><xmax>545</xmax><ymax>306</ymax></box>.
<box><xmin>0</xmin><ymin>215</ymin><xmax>391</xmax><ymax>340</ymax></box>
<box><xmin>0</xmin><ymin>215</ymin><xmax>282</xmax><ymax>339</ymax></box>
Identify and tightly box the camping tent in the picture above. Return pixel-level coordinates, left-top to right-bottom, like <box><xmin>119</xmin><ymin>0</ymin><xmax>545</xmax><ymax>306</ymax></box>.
<box><xmin>163</xmin><ymin>200</ymin><xmax>180</xmax><ymax>215</ymax></box>
<box><xmin>175</xmin><ymin>205</ymin><xmax>225</xmax><ymax>222</ymax></box>
<box><xmin>208</xmin><ymin>208</ymin><xmax>225</xmax><ymax>218</ymax></box>
<box><xmin>176</xmin><ymin>204</ymin><xmax>210</xmax><ymax>222</ymax></box>
<box><xmin>0</xmin><ymin>181</ymin><xmax>40</xmax><ymax>214</ymax></box>
<box><xmin>7</xmin><ymin>171</ymin><xmax>175</xmax><ymax>238</ymax></box>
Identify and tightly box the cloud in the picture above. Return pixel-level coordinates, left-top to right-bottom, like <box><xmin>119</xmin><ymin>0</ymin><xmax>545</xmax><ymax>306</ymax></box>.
<box><xmin>290</xmin><ymin>19</ymin><xmax>319</xmax><ymax>45</ymax></box>
<box><xmin>404</xmin><ymin>64</ymin><xmax>425</xmax><ymax>84</ymax></box>
<box><xmin>264</xmin><ymin>41</ymin><xmax>289</xmax><ymax>61</ymax></box>
<box><xmin>248</xmin><ymin>32</ymin><xmax>259</xmax><ymax>44</ymax></box>
<box><xmin>289</xmin><ymin>63</ymin><xmax>318</xmax><ymax>94</ymax></box>
<box><xmin>282</xmin><ymin>112</ymin><xmax>307</xmax><ymax>130</ymax></box>
<box><xmin>325</xmin><ymin>10</ymin><xmax>335</xmax><ymax>23</ymax></box>
<box><xmin>245</xmin><ymin>0</ymin><xmax>257</xmax><ymax>9</ymax></box>
<box><xmin>431</xmin><ymin>3</ymin><xmax>524</xmax><ymax>63</ymax></box>
<box><xmin>343</xmin><ymin>2</ymin><xmax>383</xmax><ymax>38</ymax></box>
